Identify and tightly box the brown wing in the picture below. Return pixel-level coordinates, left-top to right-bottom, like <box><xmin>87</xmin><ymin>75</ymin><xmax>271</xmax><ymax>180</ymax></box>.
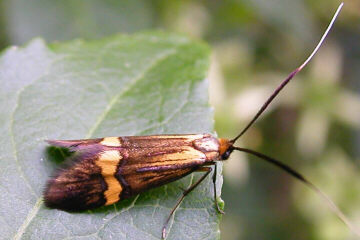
<box><xmin>44</xmin><ymin>147</ymin><xmax>107</xmax><ymax>211</ymax></box>
<box><xmin>46</xmin><ymin>134</ymin><xmax>207</xmax><ymax>150</ymax></box>
<box><xmin>44</xmin><ymin>134</ymin><xmax>219</xmax><ymax>211</ymax></box>
<box><xmin>109</xmin><ymin>135</ymin><xmax>217</xmax><ymax>197</ymax></box>
<box><xmin>117</xmin><ymin>145</ymin><xmax>208</xmax><ymax>198</ymax></box>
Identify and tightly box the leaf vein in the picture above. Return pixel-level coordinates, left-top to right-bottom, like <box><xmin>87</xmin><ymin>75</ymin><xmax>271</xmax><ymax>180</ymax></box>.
<box><xmin>10</xmin><ymin>94</ymin><xmax>38</xmax><ymax>198</ymax></box>
<box><xmin>12</xmin><ymin>198</ymin><xmax>43</xmax><ymax>240</ymax></box>
<box><xmin>85</xmin><ymin>47</ymin><xmax>180</xmax><ymax>138</ymax></box>
<box><xmin>96</xmin><ymin>195</ymin><xmax>140</xmax><ymax>235</ymax></box>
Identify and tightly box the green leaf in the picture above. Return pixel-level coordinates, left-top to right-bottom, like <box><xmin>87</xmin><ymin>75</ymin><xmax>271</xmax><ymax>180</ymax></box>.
<box><xmin>0</xmin><ymin>32</ymin><xmax>222</xmax><ymax>239</ymax></box>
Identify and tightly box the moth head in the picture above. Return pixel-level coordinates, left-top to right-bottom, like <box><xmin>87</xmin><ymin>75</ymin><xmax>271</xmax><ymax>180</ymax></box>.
<box><xmin>218</xmin><ymin>138</ymin><xmax>233</xmax><ymax>160</ymax></box>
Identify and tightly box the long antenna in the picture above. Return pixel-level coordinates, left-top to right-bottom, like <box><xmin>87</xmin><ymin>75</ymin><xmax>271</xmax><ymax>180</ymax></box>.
<box><xmin>231</xmin><ymin>3</ymin><xmax>344</xmax><ymax>143</ymax></box>
<box><xmin>233</xmin><ymin>146</ymin><xmax>360</xmax><ymax>237</ymax></box>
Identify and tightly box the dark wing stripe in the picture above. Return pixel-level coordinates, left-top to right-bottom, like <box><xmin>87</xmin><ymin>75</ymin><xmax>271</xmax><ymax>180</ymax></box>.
<box><xmin>136</xmin><ymin>161</ymin><xmax>203</xmax><ymax>173</ymax></box>
<box><xmin>46</xmin><ymin>139</ymin><xmax>102</xmax><ymax>151</ymax></box>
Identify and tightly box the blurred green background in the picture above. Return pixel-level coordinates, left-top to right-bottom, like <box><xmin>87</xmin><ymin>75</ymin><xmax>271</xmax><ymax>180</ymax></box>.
<box><xmin>1</xmin><ymin>0</ymin><xmax>359</xmax><ymax>239</ymax></box>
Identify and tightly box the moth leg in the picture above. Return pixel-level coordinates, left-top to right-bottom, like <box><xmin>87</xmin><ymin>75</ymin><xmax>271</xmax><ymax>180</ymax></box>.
<box><xmin>213</xmin><ymin>163</ymin><xmax>225</xmax><ymax>214</ymax></box>
<box><xmin>162</xmin><ymin>167</ymin><xmax>212</xmax><ymax>239</ymax></box>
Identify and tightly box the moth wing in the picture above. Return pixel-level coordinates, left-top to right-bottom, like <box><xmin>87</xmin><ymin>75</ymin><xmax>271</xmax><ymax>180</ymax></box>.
<box><xmin>44</xmin><ymin>134</ymin><xmax>216</xmax><ymax>210</ymax></box>
<box><xmin>46</xmin><ymin>138</ymin><xmax>104</xmax><ymax>151</ymax></box>
<box><xmin>121</xmin><ymin>165</ymin><xmax>198</xmax><ymax>198</ymax></box>
<box><xmin>118</xmin><ymin>145</ymin><xmax>208</xmax><ymax>197</ymax></box>
<box><xmin>44</xmin><ymin>149</ymin><xmax>108</xmax><ymax>211</ymax></box>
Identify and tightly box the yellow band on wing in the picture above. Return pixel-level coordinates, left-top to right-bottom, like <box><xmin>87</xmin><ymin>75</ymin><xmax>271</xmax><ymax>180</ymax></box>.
<box><xmin>96</xmin><ymin>150</ymin><xmax>123</xmax><ymax>205</ymax></box>
<box><xmin>100</xmin><ymin>137</ymin><xmax>122</xmax><ymax>147</ymax></box>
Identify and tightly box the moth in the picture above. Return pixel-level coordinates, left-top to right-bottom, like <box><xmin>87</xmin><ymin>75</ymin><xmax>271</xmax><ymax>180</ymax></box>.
<box><xmin>44</xmin><ymin>3</ymin><xmax>358</xmax><ymax>239</ymax></box>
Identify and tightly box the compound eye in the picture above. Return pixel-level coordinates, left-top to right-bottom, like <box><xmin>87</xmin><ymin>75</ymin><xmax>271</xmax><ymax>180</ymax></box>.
<box><xmin>221</xmin><ymin>149</ymin><xmax>232</xmax><ymax>160</ymax></box>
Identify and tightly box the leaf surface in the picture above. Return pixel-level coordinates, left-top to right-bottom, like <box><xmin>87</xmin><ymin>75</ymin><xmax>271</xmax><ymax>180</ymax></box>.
<box><xmin>0</xmin><ymin>32</ymin><xmax>222</xmax><ymax>240</ymax></box>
